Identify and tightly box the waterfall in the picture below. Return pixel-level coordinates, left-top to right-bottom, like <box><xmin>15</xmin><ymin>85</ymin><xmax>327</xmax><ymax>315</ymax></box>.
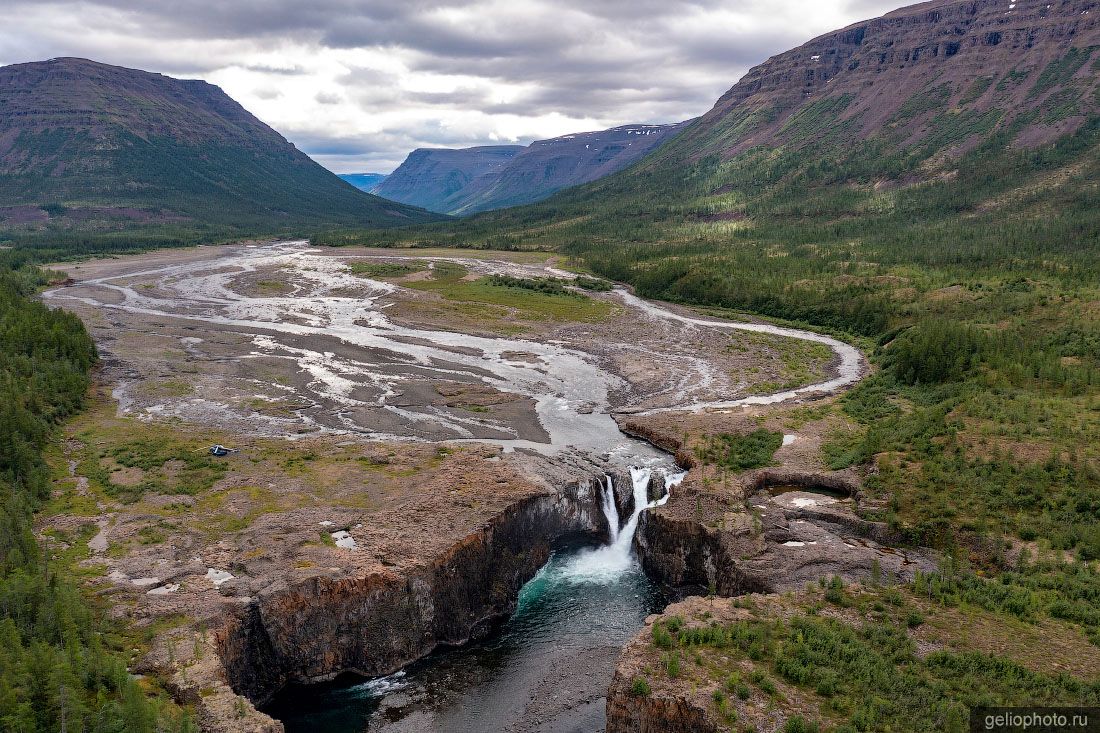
<box><xmin>560</xmin><ymin>466</ymin><xmax>672</xmax><ymax>581</ymax></box>
<box><xmin>615</xmin><ymin>467</ymin><xmax>652</xmax><ymax>548</ymax></box>
<box><xmin>656</xmin><ymin>471</ymin><xmax>686</xmax><ymax>506</ymax></box>
<box><xmin>599</xmin><ymin>474</ymin><xmax>620</xmax><ymax>543</ymax></box>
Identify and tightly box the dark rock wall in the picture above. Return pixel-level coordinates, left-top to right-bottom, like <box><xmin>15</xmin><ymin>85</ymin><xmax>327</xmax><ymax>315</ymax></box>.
<box><xmin>635</xmin><ymin>507</ymin><xmax>766</xmax><ymax>597</ymax></box>
<box><xmin>606</xmin><ymin>676</ymin><xmax>718</xmax><ymax>733</ymax></box>
<box><xmin>216</xmin><ymin>477</ymin><xmax>607</xmax><ymax>704</ymax></box>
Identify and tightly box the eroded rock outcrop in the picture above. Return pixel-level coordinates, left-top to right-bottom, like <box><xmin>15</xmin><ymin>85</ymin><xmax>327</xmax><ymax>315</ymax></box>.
<box><xmin>606</xmin><ymin>684</ymin><xmax>719</xmax><ymax>733</ymax></box>
<box><xmin>635</xmin><ymin>468</ymin><xmax>933</xmax><ymax>597</ymax></box>
<box><xmin>635</xmin><ymin>483</ymin><xmax>767</xmax><ymax>597</ymax></box>
<box><xmin>216</xmin><ymin>474</ymin><xmax>609</xmax><ymax>705</ymax></box>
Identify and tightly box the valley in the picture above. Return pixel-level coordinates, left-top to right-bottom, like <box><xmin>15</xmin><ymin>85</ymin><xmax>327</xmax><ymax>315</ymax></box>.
<box><xmin>35</xmin><ymin>240</ymin><xmax>914</xmax><ymax>731</ymax></box>
<box><xmin>3</xmin><ymin>0</ymin><xmax>1100</xmax><ymax>731</ymax></box>
<box><xmin>44</xmin><ymin>241</ymin><xmax>857</xmax><ymax>447</ymax></box>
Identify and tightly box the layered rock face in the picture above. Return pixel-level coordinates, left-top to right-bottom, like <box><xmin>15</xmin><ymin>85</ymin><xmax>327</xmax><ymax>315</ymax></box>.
<box><xmin>606</xmin><ymin>688</ymin><xmax>718</xmax><ymax>733</ymax></box>
<box><xmin>636</xmin><ymin>497</ymin><xmax>767</xmax><ymax>597</ymax></box>
<box><xmin>647</xmin><ymin>0</ymin><xmax>1100</xmax><ymax>172</ymax></box>
<box><xmin>634</xmin><ymin>466</ymin><xmax>932</xmax><ymax>598</ymax></box>
<box><xmin>216</xmin><ymin>475</ymin><xmax>614</xmax><ymax>705</ymax></box>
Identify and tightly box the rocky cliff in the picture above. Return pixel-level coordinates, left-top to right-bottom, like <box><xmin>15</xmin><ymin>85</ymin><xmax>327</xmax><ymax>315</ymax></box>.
<box><xmin>634</xmin><ymin>465</ymin><xmax>931</xmax><ymax>600</ymax></box>
<box><xmin>606</xmin><ymin>681</ymin><xmax>718</xmax><ymax>733</ymax></box>
<box><xmin>664</xmin><ymin>0</ymin><xmax>1100</xmax><ymax>167</ymax></box>
<box><xmin>216</xmin><ymin>474</ymin><xmax>615</xmax><ymax>705</ymax></box>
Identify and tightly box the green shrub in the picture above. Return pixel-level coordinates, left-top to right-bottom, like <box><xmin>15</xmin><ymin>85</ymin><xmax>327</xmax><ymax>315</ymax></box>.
<box><xmin>574</xmin><ymin>275</ymin><xmax>613</xmax><ymax>291</ymax></box>
<box><xmin>696</xmin><ymin>429</ymin><xmax>783</xmax><ymax>471</ymax></box>
<box><xmin>487</xmin><ymin>274</ymin><xmax>585</xmax><ymax>298</ymax></box>
<box><xmin>886</xmin><ymin>319</ymin><xmax>987</xmax><ymax>385</ymax></box>
<box><xmin>664</xmin><ymin>651</ymin><xmax>681</xmax><ymax>678</ymax></box>
<box><xmin>785</xmin><ymin>716</ymin><xmax>820</xmax><ymax>733</ymax></box>
<box><xmin>348</xmin><ymin>261</ymin><xmax>423</xmax><ymax>278</ymax></box>
<box><xmin>652</xmin><ymin>622</ymin><xmax>675</xmax><ymax>649</ymax></box>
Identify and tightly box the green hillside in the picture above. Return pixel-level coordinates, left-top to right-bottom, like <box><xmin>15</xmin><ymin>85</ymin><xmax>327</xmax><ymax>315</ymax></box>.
<box><xmin>0</xmin><ymin>58</ymin><xmax>440</xmax><ymax>253</ymax></box>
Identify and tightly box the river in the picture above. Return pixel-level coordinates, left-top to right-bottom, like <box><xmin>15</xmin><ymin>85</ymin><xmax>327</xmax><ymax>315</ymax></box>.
<box><xmin>43</xmin><ymin>240</ymin><xmax>863</xmax><ymax>731</ymax></box>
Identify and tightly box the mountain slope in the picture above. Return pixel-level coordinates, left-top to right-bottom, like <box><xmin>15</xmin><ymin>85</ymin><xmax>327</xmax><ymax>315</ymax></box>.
<box><xmin>373</xmin><ymin>145</ymin><xmax>524</xmax><ymax>212</ymax></box>
<box><xmin>0</xmin><ymin>57</ymin><xmax>438</xmax><ymax>239</ymax></box>
<box><xmin>375</xmin><ymin>123</ymin><xmax>686</xmax><ymax>215</ymax></box>
<box><xmin>400</xmin><ymin>0</ymin><xmax>1098</xmax><ymax>247</ymax></box>
<box><xmin>352</xmin><ymin>0</ymin><xmax>1100</xmax><ymax>343</ymax></box>
<box><xmin>338</xmin><ymin>173</ymin><xmax>388</xmax><ymax>192</ymax></box>
<box><xmin>646</xmin><ymin>0</ymin><xmax>1100</xmax><ymax>183</ymax></box>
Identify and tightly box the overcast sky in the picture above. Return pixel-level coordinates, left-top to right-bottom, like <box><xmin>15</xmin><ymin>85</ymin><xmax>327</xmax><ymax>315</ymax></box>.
<box><xmin>0</xmin><ymin>0</ymin><xmax>902</xmax><ymax>173</ymax></box>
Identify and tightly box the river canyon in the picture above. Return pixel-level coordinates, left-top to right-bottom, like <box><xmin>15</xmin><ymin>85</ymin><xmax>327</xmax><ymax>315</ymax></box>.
<box><xmin>39</xmin><ymin>240</ymin><xmax>898</xmax><ymax>732</ymax></box>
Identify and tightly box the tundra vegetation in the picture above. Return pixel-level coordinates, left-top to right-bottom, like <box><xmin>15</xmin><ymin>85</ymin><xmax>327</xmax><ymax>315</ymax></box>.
<box><xmin>639</xmin><ymin>579</ymin><xmax>1100</xmax><ymax>732</ymax></box>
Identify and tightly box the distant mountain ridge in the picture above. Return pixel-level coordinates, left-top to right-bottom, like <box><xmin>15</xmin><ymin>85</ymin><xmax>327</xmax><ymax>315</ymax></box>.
<box><xmin>375</xmin><ymin>122</ymin><xmax>687</xmax><ymax>215</ymax></box>
<box><xmin>372</xmin><ymin>145</ymin><xmax>524</xmax><ymax>212</ymax></box>
<box><xmin>338</xmin><ymin>173</ymin><xmax>388</xmax><ymax>192</ymax></box>
<box><xmin>0</xmin><ymin>57</ymin><xmax>438</xmax><ymax>238</ymax></box>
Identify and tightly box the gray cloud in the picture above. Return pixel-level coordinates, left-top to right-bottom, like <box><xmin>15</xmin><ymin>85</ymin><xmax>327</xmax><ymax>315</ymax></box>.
<box><xmin>244</xmin><ymin>62</ymin><xmax>307</xmax><ymax>75</ymax></box>
<box><xmin>0</xmin><ymin>0</ymin><xmax>904</xmax><ymax>172</ymax></box>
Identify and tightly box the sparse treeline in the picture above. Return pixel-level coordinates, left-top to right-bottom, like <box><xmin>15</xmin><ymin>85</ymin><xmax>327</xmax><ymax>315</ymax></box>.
<box><xmin>0</xmin><ymin>251</ymin><xmax>193</xmax><ymax>731</ymax></box>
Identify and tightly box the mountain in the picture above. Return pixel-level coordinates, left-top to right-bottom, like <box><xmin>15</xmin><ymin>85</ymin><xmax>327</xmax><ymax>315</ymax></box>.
<box><xmin>445</xmin><ymin>123</ymin><xmax>689</xmax><ymax>215</ymax></box>
<box><xmin>351</xmin><ymin>0</ymin><xmax>1100</xmax><ymax>679</ymax></box>
<box><xmin>647</xmin><ymin>0</ymin><xmax>1100</xmax><ymax>180</ymax></box>
<box><xmin>372</xmin><ymin>145</ymin><xmax>524</xmax><ymax>213</ymax></box>
<box><xmin>0</xmin><ymin>58</ymin><xmax>439</xmax><ymax>240</ymax></box>
<box><xmin>374</xmin><ymin>123</ymin><xmax>686</xmax><ymax>215</ymax></box>
<box><xmin>338</xmin><ymin>173</ymin><xmax>388</xmax><ymax>192</ymax></box>
<box><xmin>441</xmin><ymin>0</ymin><xmax>1098</xmax><ymax>238</ymax></box>
<box><xmin>371</xmin><ymin>0</ymin><xmax>1100</xmax><ymax>333</ymax></box>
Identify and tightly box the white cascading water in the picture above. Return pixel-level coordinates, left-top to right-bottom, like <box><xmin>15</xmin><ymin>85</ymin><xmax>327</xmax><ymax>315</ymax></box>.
<box><xmin>599</xmin><ymin>474</ymin><xmax>620</xmax><ymax>544</ymax></box>
<box><xmin>616</xmin><ymin>467</ymin><xmax>652</xmax><ymax>548</ymax></box>
<box><xmin>560</xmin><ymin>466</ymin><xmax>671</xmax><ymax>581</ymax></box>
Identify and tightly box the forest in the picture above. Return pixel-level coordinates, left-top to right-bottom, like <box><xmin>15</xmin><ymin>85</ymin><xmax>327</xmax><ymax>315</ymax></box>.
<box><xmin>639</xmin><ymin>579</ymin><xmax>1100</xmax><ymax>732</ymax></box>
<box><xmin>0</xmin><ymin>251</ymin><xmax>192</xmax><ymax>731</ymax></box>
